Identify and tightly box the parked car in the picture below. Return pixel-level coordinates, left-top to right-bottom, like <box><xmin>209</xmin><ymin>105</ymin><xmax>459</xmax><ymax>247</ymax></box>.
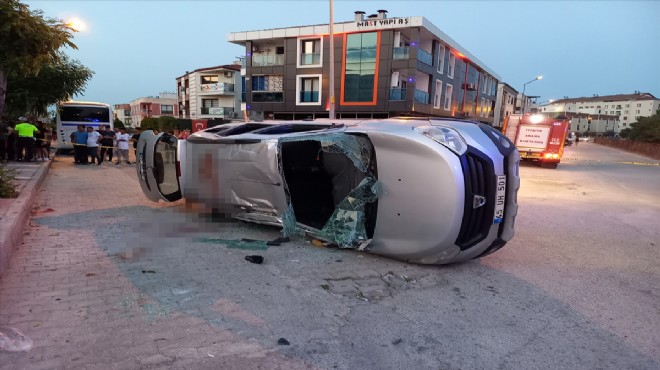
<box><xmin>136</xmin><ymin>118</ymin><xmax>520</xmax><ymax>265</ymax></box>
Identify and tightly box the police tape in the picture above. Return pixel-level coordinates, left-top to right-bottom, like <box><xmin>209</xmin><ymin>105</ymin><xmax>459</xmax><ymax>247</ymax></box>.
<box><xmin>70</xmin><ymin>143</ymin><xmax>118</xmax><ymax>149</ymax></box>
<box><xmin>560</xmin><ymin>157</ymin><xmax>660</xmax><ymax>166</ymax></box>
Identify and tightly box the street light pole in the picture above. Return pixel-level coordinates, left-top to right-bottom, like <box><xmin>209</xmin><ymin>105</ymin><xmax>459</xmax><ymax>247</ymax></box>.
<box><xmin>521</xmin><ymin>75</ymin><xmax>542</xmax><ymax>114</ymax></box>
<box><xmin>328</xmin><ymin>0</ymin><xmax>336</xmax><ymax>119</ymax></box>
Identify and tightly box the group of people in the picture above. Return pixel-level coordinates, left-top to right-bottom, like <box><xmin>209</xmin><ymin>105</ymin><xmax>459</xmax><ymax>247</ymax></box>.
<box><xmin>70</xmin><ymin>125</ymin><xmax>141</xmax><ymax>166</ymax></box>
<box><xmin>0</xmin><ymin>116</ymin><xmax>52</xmax><ymax>162</ymax></box>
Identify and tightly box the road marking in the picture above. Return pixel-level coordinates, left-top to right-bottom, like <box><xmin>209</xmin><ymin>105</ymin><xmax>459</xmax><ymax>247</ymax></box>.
<box><xmin>560</xmin><ymin>157</ymin><xmax>660</xmax><ymax>166</ymax></box>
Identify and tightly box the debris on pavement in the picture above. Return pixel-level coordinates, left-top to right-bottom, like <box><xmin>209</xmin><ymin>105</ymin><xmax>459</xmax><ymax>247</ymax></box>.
<box><xmin>267</xmin><ymin>236</ymin><xmax>290</xmax><ymax>246</ymax></box>
<box><xmin>392</xmin><ymin>338</ymin><xmax>403</xmax><ymax>345</ymax></box>
<box><xmin>194</xmin><ymin>238</ymin><xmax>268</xmax><ymax>251</ymax></box>
<box><xmin>0</xmin><ymin>326</ymin><xmax>34</xmax><ymax>352</ymax></box>
<box><xmin>277</xmin><ymin>338</ymin><xmax>290</xmax><ymax>345</ymax></box>
<box><xmin>245</xmin><ymin>255</ymin><xmax>264</xmax><ymax>264</ymax></box>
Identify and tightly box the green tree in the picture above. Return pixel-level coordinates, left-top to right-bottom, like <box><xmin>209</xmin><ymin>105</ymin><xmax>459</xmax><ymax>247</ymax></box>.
<box><xmin>139</xmin><ymin>117</ymin><xmax>159</xmax><ymax>131</ymax></box>
<box><xmin>4</xmin><ymin>54</ymin><xmax>93</xmax><ymax>117</ymax></box>
<box><xmin>626</xmin><ymin>110</ymin><xmax>660</xmax><ymax>143</ymax></box>
<box><xmin>0</xmin><ymin>0</ymin><xmax>77</xmax><ymax>117</ymax></box>
<box><xmin>113</xmin><ymin>117</ymin><xmax>125</xmax><ymax>129</ymax></box>
<box><xmin>158</xmin><ymin>116</ymin><xmax>177</xmax><ymax>131</ymax></box>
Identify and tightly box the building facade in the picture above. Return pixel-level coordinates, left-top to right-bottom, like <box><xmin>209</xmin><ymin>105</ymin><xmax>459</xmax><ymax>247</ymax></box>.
<box><xmin>493</xmin><ymin>82</ymin><xmax>518</xmax><ymax>128</ymax></box>
<box><xmin>129</xmin><ymin>93</ymin><xmax>179</xmax><ymax>127</ymax></box>
<box><xmin>113</xmin><ymin>104</ymin><xmax>131</xmax><ymax>127</ymax></box>
<box><xmin>176</xmin><ymin>64</ymin><xmax>242</xmax><ymax>121</ymax></box>
<box><xmin>540</xmin><ymin>92</ymin><xmax>659</xmax><ymax>133</ymax></box>
<box><xmin>228</xmin><ymin>11</ymin><xmax>502</xmax><ymax>124</ymax></box>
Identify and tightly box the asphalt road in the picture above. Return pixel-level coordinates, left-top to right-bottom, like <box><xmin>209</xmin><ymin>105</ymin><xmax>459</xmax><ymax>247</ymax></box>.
<box><xmin>2</xmin><ymin>142</ymin><xmax>658</xmax><ymax>369</ymax></box>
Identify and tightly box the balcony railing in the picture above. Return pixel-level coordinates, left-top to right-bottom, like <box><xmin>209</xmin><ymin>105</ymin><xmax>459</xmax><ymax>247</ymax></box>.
<box><xmin>299</xmin><ymin>91</ymin><xmax>319</xmax><ymax>103</ymax></box>
<box><xmin>393</xmin><ymin>47</ymin><xmax>409</xmax><ymax>60</ymax></box>
<box><xmin>389</xmin><ymin>88</ymin><xmax>406</xmax><ymax>101</ymax></box>
<box><xmin>417</xmin><ymin>49</ymin><xmax>433</xmax><ymax>65</ymax></box>
<box><xmin>200</xmin><ymin>107</ymin><xmax>235</xmax><ymax>116</ymax></box>
<box><xmin>252</xmin><ymin>54</ymin><xmax>284</xmax><ymax>67</ymax></box>
<box><xmin>414</xmin><ymin>90</ymin><xmax>430</xmax><ymax>104</ymax></box>
<box><xmin>200</xmin><ymin>83</ymin><xmax>235</xmax><ymax>93</ymax></box>
<box><xmin>252</xmin><ymin>92</ymin><xmax>284</xmax><ymax>102</ymax></box>
<box><xmin>300</xmin><ymin>53</ymin><xmax>321</xmax><ymax>65</ymax></box>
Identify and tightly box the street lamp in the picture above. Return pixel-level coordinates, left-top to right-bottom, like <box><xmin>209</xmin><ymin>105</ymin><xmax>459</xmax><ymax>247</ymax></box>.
<box><xmin>328</xmin><ymin>0</ymin><xmax>336</xmax><ymax>119</ymax></box>
<box><xmin>521</xmin><ymin>75</ymin><xmax>542</xmax><ymax>114</ymax></box>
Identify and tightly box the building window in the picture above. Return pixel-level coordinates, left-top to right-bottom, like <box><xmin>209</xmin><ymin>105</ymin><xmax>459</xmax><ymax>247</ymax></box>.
<box><xmin>444</xmin><ymin>83</ymin><xmax>453</xmax><ymax>110</ymax></box>
<box><xmin>448</xmin><ymin>52</ymin><xmax>455</xmax><ymax>79</ymax></box>
<box><xmin>625</xmin><ymin>104</ymin><xmax>629</xmax><ymax>107</ymax></box>
<box><xmin>298</xmin><ymin>38</ymin><xmax>322</xmax><ymax>67</ymax></box>
<box><xmin>252</xmin><ymin>75</ymin><xmax>284</xmax><ymax>102</ymax></box>
<box><xmin>623</xmin><ymin>116</ymin><xmax>627</xmax><ymax>120</ymax></box>
<box><xmin>434</xmin><ymin>80</ymin><xmax>443</xmax><ymax>109</ymax></box>
<box><xmin>201</xmin><ymin>99</ymin><xmax>218</xmax><ymax>114</ymax></box>
<box><xmin>201</xmin><ymin>75</ymin><xmax>218</xmax><ymax>84</ymax></box>
<box><xmin>437</xmin><ymin>44</ymin><xmax>445</xmax><ymax>74</ymax></box>
<box><xmin>161</xmin><ymin>105</ymin><xmax>173</xmax><ymax>114</ymax></box>
<box><xmin>480</xmin><ymin>98</ymin><xmax>486</xmax><ymax>117</ymax></box>
<box><xmin>296</xmin><ymin>74</ymin><xmax>322</xmax><ymax>105</ymax></box>
<box><xmin>637</xmin><ymin>103</ymin><xmax>641</xmax><ymax>107</ymax></box>
<box><xmin>636</xmin><ymin>110</ymin><xmax>640</xmax><ymax>114</ymax></box>
<box><xmin>342</xmin><ymin>32</ymin><xmax>379</xmax><ymax>104</ymax></box>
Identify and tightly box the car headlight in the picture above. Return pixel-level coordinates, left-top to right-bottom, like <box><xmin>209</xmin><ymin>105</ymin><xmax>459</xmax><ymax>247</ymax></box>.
<box><xmin>414</xmin><ymin>126</ymin><xmax>467</xmax><ymax>155</ymax></box>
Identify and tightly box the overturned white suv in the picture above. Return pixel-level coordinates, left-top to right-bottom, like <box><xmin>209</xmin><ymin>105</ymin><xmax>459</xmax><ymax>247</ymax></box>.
<box><xmin>137</xmin><ymin>118</ymin><xmax>520</xmax><ymax>265</ymax></box>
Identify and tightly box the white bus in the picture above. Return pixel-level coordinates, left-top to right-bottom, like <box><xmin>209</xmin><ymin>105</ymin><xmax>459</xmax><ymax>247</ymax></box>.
<box><xmin>56</xmin><ymin>101</ymin><xmax>113</xmax><ymax>151</ymax></box>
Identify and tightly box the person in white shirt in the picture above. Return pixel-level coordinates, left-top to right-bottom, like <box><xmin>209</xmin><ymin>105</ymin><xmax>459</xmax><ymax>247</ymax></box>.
<box><xmin>115</xmin><ymin>128</ymin><xmax>132</xmax><ymax>165</ymax></box>
<box><xmin>86</xmin><ymin>126</ymin><xmax>101</xmax><ymax>165</ymax></box>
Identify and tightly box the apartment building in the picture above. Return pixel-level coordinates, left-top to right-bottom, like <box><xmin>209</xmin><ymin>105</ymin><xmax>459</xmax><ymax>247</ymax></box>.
<box><xmin>540</xmin><ymin>92</ymin><xmax>659</xmax><ymax>132</ymax></box>
<box><xmin>227</xmin><ymin>10</ymin><xmax>502</xmax><ymax>124</ymax></box>
<box><xmin>492</xmin><ymin>82</ymin><xmax>518</xmax><ymax>128</ymax></box>
<box><xmin>128</xmin><ymin>93</ymin><xmax>178</xmax><ymax>127</ymax></box>
<box><xmin>113</xmin><ymin>104</ymin><xmax>131</xmax><ymax>127</ymax></box>
<box><xmin>176</xmin><ymin>64</ymin><xmax>242</xmax><ymax>120</ymax></box>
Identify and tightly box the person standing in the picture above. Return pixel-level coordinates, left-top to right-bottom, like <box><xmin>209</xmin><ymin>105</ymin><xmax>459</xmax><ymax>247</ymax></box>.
<box><xmin>115</xmin><ymin>128</ymin><xmax>132</xmax><ymax>165</ymax></box>
<box><xmin>86</xmin><ymin>126</ymin><xmax>101</xmax><ymax>165</ymax></box>
<box><xmin>98</xmin><ymin>125</ymin><xmax>115</xmax><ymax>165</ymax></box>
<box><xmin>33</xmin><ymin>122</ymin><xmax>49</xmax><ymax>160</ymax></box>
<box><xmin>130</xmin><ymin>127</ymin><xmax>142</xmax><ymax>162</ymax></box>
<box><xmin>15</xmin><ymin>116</ymin><xmax>40</xmax><ymax>162</ymax></box>
<box><xmin>71</xmin><ymin>125</ymin><xmax>88</xmax><ymax>164</ymax></box>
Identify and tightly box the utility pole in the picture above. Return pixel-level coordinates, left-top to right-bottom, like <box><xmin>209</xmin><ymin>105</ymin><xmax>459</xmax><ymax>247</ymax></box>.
<box><xmin>328</xmin><ymin>0</ymin><xmax>336</xmax><ymax>119</ymax></box>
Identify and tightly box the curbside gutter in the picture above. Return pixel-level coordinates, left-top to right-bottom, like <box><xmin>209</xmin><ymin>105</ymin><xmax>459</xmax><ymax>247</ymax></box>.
<box><xmin>0</xmin><ymin>161</ymin><xmax>52</xmax><ymax>277</ymax></box>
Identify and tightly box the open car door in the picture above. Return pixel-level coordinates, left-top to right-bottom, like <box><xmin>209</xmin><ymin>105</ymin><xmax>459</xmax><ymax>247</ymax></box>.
<box><xmin>136</xmin><ymin>131</ymin><xmax>182</xmax><ymax>202</ymax></box>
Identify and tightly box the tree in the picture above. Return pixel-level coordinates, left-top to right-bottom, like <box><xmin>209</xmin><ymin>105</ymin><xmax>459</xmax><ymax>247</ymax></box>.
<box><xmin>158</xmin><ymin>116</ymin><xmax>177</xmax><ymax>131</ymax></box>
<box><xmin>0</xmin><ymin>0</ymin><xmax>76</xmax><ymax>117</ymax></box>
<box><xmin>625</xmin><ymin>110</ymin><xmax>660</xmax><ymax>143</ymax></box>
<box><xmin>139</xmin><ymin>117</ymin><xmax>159</xmax><ymax>131</ymax></box>
<box><xmin>4</xmin><ymin>54</ymin><xmax>93</xmax><ymax>117</ymax></box>
<box><xmin>113</xmin><ymin>117</ymin><xmax>125</xmax><ymax>130</ymax></box>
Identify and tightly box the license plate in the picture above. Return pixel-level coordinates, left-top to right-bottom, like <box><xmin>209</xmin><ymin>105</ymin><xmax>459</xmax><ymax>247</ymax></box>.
<box><xmin>493</xmin><ymin>175</ymin><xmax>506</xmax><ymax>224</ymax></box>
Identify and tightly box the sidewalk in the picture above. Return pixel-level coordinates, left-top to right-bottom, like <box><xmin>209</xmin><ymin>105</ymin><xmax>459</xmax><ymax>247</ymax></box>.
<box><xmin>0</xmin><ymin>158</ymin><xmax>52</xmax><ymax>277</ymax></box>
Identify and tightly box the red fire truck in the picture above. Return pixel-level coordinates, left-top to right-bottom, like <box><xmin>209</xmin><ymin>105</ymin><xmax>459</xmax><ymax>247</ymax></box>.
<box><xmin>502</xmin><ymin>114</ymin><xmax>570</xmax><ymax>169</ymax></box>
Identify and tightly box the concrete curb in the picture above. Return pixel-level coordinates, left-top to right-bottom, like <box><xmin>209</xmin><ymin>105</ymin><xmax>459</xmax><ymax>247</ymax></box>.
<box><xmin>0</xmin><ymin>161</ymin><xmax>52</xmax><ymax>277</ymax></box>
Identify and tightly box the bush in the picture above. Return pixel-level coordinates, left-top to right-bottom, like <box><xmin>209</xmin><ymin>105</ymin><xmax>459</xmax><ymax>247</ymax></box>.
<box><xmin>0</xmin><ymin>161</ymin><xmax>18</xmax><ymax>198</ymax></box>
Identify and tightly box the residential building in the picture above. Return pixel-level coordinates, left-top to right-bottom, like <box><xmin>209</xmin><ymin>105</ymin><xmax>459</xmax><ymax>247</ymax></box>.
<box><xmin>227</xmin><ymin>10</ymin><xmax>502</xmax><ymax>124</ymax></box>
<box><xmin>537</xmin><ymin>111</ymin><xmax>619</xmax><ymax>136</ymax></box>
<box><xmin>540</xmin><ymin>92</ymin><xmax>659</xmax><ymax>132</ymax></box>
<box><xmin>113</xmin><ymin>104</ymin><xmax>131</xmax><ymax>127</ymax></box>
<box><xmin>129</xmin><ymin>92</ymin><xmax>179</xmax><ymax>127</ymax></box>
<box><xmin>176</xmin><ymin>64</ymin><xmax>242</xmax><ymax>121</ymax></box>
<box><xmin>493</xmin><ymin>82</ymin><xmax>518</xmax><ymax>128</ymax></box>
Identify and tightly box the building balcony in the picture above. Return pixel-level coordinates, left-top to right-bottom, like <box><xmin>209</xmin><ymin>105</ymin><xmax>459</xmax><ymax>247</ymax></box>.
<box><xmin>299</xmin><ymin>91</ymin><xmax>319</xmax><ymax>103</ymax></box>
<box><xmin>300</xmin><ymin>53</ymin><xmax>321</xmax><ymax>66</ymax></box>
<box><xmin>200</xmin><ymin>107</ymin><xmax>235</xmax><ymax>116</ymax></box>
<box><xmin>252</xmin><ymin>54</ymin><xmax>284</xmax><ymax>67</ymax></box>
<box><xmin>414</xmin><ymin>90</ymin><xmax>430</xmax><ymax>104</ymax></box>
<box><xmin>252</xmin><ymin>92</ymin><xmax>284</xmax><ymax>103</ymax></box>
<box><xmin>417</xmin><ymin>49</ymin><xmax>433</xmax><ymax>65</ymax></box>
<box><xmin>393</xmin><ymin>47</ymin><xmax>409</xmax><ymax>60</ymax></box>
<box><xmin>389</xmin><ymin>88</ymin><xmax>407</xmax><ymax>101</ymax></box>
<box><xmin>200</xmin><ymin>83</ymin><xmax>235</xmax><ymax>94</ymax></box>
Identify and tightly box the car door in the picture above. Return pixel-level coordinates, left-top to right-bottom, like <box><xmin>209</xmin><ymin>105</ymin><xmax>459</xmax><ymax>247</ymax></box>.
<box><xmin>136</xmin><ymin>131</ymin><xmax>181</xmax><ymax>202</ymax></box>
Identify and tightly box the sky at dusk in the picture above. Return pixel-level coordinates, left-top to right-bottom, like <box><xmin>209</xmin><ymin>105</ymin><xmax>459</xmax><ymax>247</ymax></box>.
<box><xmin>24</xmin><ymin>0</ymin><xmax>660</xmax><ymax>106</ymax></box>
